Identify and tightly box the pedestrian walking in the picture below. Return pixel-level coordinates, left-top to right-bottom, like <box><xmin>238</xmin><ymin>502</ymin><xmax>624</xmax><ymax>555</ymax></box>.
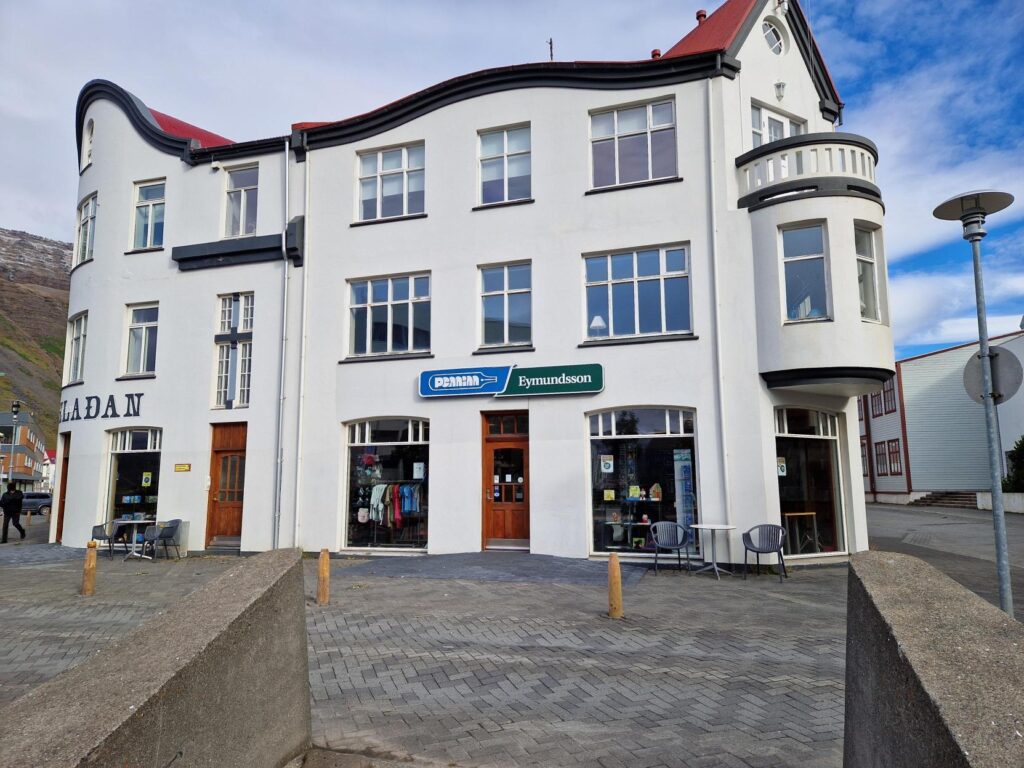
<box><xmin>1</xmin><ymin>482</ymin><xmax>26</xmax><ymax>543</ymax></box>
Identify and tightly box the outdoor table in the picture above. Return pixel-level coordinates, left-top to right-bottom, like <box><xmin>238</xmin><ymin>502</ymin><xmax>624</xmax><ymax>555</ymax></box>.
<box><xmin>690</xmin><ymin>523</ymin><xmax>736</xmax><ymax>580</ymax></box>
<box><xmin>115</xmin><ymin>518</ymin><xmax>157</xmax><ymax>561</ymax></box>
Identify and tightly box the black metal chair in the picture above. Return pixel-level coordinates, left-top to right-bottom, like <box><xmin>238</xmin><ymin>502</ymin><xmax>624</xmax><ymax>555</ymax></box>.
<box><xmin>649</xmin><ymin>521</ymin><xmax>692</xmax><ymax>575</ymax></box>
<box><xmin>156</xmin><ymin>519</ymin><xmax>182</xmax><ymax>560</ymax></box>
<box><xmin>91</xmin><ymin>524</ymin><xmax>115</xmax><ymax>558</ymax></box>
<box><xmin>742</xmin><ymin>524</ymin><xmax>788</xmax><ymax>582</ymax></box>
<box><xmin>139</xmin><ymin>525</ymin><xmax>160</xmax><ymax>560</ymax></box>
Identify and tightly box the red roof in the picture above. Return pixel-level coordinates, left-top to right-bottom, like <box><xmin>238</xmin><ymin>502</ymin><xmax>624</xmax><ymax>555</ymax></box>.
<box><xmin>663</xmin><ymin>0</ymin><xmax>759</xmax><ymax>58</ymax></box>
<box><xmin>150</xmin><ymin>108</ymin><xmax>233</xmax><ymax>148</ymax></box>
<box><xmin>45</xmin><ymin>450</ymin><xmax>56</xmax><ymax>461</ymax></box>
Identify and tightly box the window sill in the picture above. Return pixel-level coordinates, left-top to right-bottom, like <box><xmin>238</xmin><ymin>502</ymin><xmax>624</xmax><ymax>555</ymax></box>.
<box><xmin>339</xmin><ymin>351</ymin><xmax>434</xmax><ymax>365</ymax></box>
<box><xmin>783</xmin><ymin>317</ymin><xmax>833</xmax><ymax>325</ymax></box>
<box><xmin>61</xmin><ymin>380</ymin><xmax>85</xmax><ymax>390</ymax></box>
<box><xmin>115</xmin><ymin>373</ymin><xmax>156</xmax><ymax>381</ymax></box>
<box><xmin>472</xmin><ymin>198</ymin><xmax>535</xmax><ymax>212</ymax></box>
<box><xmin>585</xmin><ymin>176</ymin><xmax>684</xmax><ymax>196</ymax></box>
<box><xmin>69</xmin><ymin>258</ymin><xmax>94</xmax><ymax>276</ymax></box>
<box><xmin>473</xmin><ymin>345</ymin><xmax>535</xmax><ymax>356</ymax></box>
<box><xmin>350</xmin><ymin>213</ymin><xmax>427</xmax><ymax>228</ymax></box>
<box><xmin>579</xmin><ymin>333</ymin><xmax>698</xmax><ymax>348</ymax></box>
<box><xmin>124</xmin><ymin>247</ymin><xmax>165</xmax><ymax>255</ymax></box>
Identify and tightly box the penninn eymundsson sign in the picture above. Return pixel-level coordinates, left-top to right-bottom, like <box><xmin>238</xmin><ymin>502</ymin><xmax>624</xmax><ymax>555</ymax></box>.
<box><xmin>419</xmin><ymin>364</ymin><xmax>604</xmax><ymax>398</ymax></box>
<box><xmin>60</xmin><ymin>392</ymin><xmax>145</xmax><ymax>423</ymax></box>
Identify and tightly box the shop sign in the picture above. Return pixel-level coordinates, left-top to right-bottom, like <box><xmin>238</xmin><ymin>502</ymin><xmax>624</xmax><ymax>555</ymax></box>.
<box><xmin>418</xmin><ymin>367</ymin><xmax>512</xmax><ymax>398</ymax></box>
<box><xmin>174</xmin><ymin>464</ymin><xmax>191</xmax><ymax>472</ymax></box>
<box><xmin>60</xmin><ymin>392</ymin><xmax>145</xmax><ymax>423</ymax></box>
<box><xmin>498</xmin><ymin>364</ymin><xmax>604</xmax><ymax>397</ymax></box>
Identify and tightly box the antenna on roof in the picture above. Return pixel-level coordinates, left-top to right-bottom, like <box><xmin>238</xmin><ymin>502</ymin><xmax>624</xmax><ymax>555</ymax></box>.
<box><xmin>547</xmin><ymin>38</ymin><xmax>554</xmax><ymax>61</ymax></box>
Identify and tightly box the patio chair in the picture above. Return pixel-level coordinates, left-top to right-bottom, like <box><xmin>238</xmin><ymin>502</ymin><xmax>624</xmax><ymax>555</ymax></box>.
<box><xmin>649</xmin><ymin>521</ymin><xmax>692</xmax><ymax>575</ymax></box>
<box><xmin>742</xmin><ymin>524</ymin><xmax>787</xmax><ymax>583</ymax></box>
<box><xmin>91</xmin><ymin>524</ymin><xmax>117</xmax><ymax>558</ymax></box>
<box><xmin>139</xmin><ymin>525</ymin><xmax>160</xmax><ymax>560</ymax></box>
<box><xmin>156</xmin><ymin>519</ymin><xmax>182</xmax><ymax>560</ymax></box>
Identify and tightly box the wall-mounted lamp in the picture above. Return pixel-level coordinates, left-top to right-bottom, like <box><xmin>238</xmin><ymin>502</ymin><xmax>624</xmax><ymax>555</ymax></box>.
<box><xmin>776</xmin><ymin>0</ymin><xmax>790</xmax><ymax>17</ymax></box>
<box><xmin>774</xmin><ymin>81</ymin><xmax>786</xmax><ymax>101</ymax></box>
<box><xmin>210</xmin><ymin>160</ymin><xmax>224</xmax><ymax>172</ymax></box>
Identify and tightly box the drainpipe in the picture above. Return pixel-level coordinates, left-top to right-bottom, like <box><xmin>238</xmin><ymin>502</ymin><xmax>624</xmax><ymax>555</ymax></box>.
<box><xmin>705</xmin><ymin>78</ymin><xmax>732</xmax><ymax>528</ymax></box>
<box><xmin>292</xmin><ymin>146</ymin><xmax>312</xmax><ymax>550</ymax></box>
<box><xmin>272</xmin><ymin>138</ymin><xmax>290</xmax><ymax>549</ymax></box>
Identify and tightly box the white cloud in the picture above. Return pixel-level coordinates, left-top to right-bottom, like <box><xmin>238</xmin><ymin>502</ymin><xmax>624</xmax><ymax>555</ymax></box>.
<box><xmin>900</xmin><ymin>314</ymin><xmax>1022</xmax><ymax>347</ymax></box>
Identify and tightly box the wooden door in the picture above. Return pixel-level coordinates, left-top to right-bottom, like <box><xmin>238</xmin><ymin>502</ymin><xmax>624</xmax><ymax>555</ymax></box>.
<box><xmin>482</xmin><ymin>412</ymin><xmax>529</xmax><ymax>548</ymax></box>
<box><xmin>206</xmin><ymin>424</ymin><xmax>247</xmax><ymax>545</ymax></box>
<box><xmin>56</xmin><ymin>432</ymin><xmax>70</xmax><ymax>543</ymax></box>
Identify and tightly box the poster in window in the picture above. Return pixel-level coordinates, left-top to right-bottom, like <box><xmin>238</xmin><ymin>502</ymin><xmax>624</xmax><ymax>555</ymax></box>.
<box><xmin>603</xmin><ymin>489</ymin><xmax>615</xmax><ymax>501</ymax></box>
<box><xmin>413</xmin><ymin>462</ymin><xmax>425</xmax><ymax>480</ymax></box>
<box><xmin>600</xmin><ymin>455</ymin><xmax>614</xmax><ymax>473</ymax></box>
<box><xmin>141</xmin><ymin>471</ymin><xmax>152</xmax><ymax>488</ymax></box>
<box><xmin>776</xmin><ymin>457</ymin><xmax>787</xmax><ymax>477</ymax></box>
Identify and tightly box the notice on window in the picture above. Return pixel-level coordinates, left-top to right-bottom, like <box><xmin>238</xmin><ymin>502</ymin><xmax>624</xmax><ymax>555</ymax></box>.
<box><xmin>777</xmin><ymin>457</ymin><xmax>787</xmax><ymax>477</ymax></box>
<box><xmin>600</xmin><ymin>455</ymin><xmax>614</xmax><ymax>473</ymax></box>
<box><xmin>628</xmin><ymin>485</ymin><xmax>641</xmax><ymax>499</ymax></box>
<box><xmin>413</xmin><ymin>462</ymin><xmax>425</xmax><ymax>480</ymax></box>
<box><xmin>603</xmin><ymin>489</ymin><xmax>615</xmax><ymax>501</ymax></box>
<box><xmin>141</xmin><ymin>471</ymin><xmax>152</xmax><ymax>488</ymax></box>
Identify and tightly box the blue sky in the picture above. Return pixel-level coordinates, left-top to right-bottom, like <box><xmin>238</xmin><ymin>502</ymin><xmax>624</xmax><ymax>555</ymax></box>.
<box><xmin>1</xmin><ymin>0</ymin><xmax>1021</xmax><ymax>359</ymax></box>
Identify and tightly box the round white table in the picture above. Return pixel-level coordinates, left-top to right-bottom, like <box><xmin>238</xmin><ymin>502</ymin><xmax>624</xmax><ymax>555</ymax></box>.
<box><xmin>690</xmin><ymin>523</ymin><xmax>736</xmax><ymax>580</ymax></box>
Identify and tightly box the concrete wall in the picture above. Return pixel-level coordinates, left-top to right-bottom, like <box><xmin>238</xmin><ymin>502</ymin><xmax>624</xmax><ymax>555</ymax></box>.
<box><xmin>0</xmin><ymin>549</ymin><xmax>310</xmax><ymax>768</ymax></box>
<box><xmin>844</xmin><ymin>551</ymin><xmax>1024</xmax><ymax>768</ymax></box>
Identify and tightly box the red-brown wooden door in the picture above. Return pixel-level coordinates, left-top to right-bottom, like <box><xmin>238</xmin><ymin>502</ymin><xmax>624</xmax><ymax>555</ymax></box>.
<box><xmin>55</xmin><ymin>432</ymin><xmax>70</xmax><ymax>543</ymax></box>
<box><xmin>206</xmin><ymin>424</ymin><xmax>247</xmax><ymax>545</ymax></box>
<box><xmin>482</xmin><ymin>412</ymin><xmax>529</xmax><ymax>548</ymax></box>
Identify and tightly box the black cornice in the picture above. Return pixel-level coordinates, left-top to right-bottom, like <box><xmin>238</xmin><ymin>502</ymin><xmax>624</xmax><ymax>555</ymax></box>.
<box><xmin>191</xmin><ymin>136</ymin><xmax>288</xmax><ymax>164</ymax></box>
<box><xmin>762</xmin><ymin>367</ymin><xmax>894</xmax><ymax>389</ymax></box>
<box><xmin>76</xmin><ymin>79</ymin><xmax>198</xmax><ymax>165</ymax></box>
<box><xmin>298</xmin><ymin>54</ymin><xmax>740</xmax><ymax>152</ymax></box>
<box><xmin>784</xmin><ymin>1</ymin><xmax>844</xmax><ymax>123</ymax></box>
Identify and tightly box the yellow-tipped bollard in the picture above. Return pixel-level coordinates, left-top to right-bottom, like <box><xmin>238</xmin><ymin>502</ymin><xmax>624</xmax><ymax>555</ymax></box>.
<box><xmin>608</xmin><ymin>552</ymin><xmax>623</xmax><ymax>619</ymax></box>
<box><xmin>317</xmin><ymin>548</ymin><xmax>330</xmax><ymax>605</ymax></box>
<box><xmin>81</xmin><ymin>540</ymin><xmax>97</xmax><ymax>597</ymax></box>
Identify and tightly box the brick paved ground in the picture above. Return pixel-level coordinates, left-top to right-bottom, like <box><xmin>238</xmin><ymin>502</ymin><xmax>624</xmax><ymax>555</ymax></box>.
<box><xmin>306</xmin><ymin>555</ymin><xmax>847</xmax><ymax>768</ymax></box>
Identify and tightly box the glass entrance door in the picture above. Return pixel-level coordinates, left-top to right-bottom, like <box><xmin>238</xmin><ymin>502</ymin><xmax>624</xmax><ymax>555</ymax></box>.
<box><xmin>482</xmin><ymin>412</ymin><xmax>529</xmax><ymax>549</ymax></box>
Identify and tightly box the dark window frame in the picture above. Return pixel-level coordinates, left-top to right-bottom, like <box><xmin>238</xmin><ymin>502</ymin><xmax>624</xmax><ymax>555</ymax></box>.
<box><xmin>874</xmin><ymin>441</ymin><xmax>889</xmax><ymax>476</ymax></box>
<box><xmin>887</xmin><ymin>438</ymin><xmax>903</xmax><ymax>475</ymax></box>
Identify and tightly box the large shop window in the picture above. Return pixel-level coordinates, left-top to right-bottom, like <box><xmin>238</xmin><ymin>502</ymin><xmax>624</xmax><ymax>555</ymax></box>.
<box><xmin>108</xmin><ymin>428</ymin><xmax>162</xmax><ymax>521</ymax></box>
<box><xmin>589</xmin><ymin>408</ymin><xmax>698</xmax><ymax>554</ymax></box>
<box><xmin>775</xmin><ymin>408</ymin><xmax>845</xmax><ymax>555</ymax></box>
<box><xmin>346</xmin><ymin>418</ymin><xmax>429</xmax><ymax>549</ymax></box>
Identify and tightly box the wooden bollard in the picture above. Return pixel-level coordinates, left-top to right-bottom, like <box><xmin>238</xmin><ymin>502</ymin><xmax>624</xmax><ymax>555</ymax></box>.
<box><xmin>316</xmin><ymin>548</ymin><xmax>330</xmax><ymax>605</ymax></box>
<box><xmin>608</xmin><ymin>552</ymin><xmax>623</xmax><ymax>619</ymax></box>
<box><xmin>81</xmin><ymin>540</ymin><xmax>97</xmax><ymax>597</ymax></box>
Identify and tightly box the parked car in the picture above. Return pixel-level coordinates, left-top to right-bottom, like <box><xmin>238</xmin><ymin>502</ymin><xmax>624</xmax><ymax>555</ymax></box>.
<box><xmin>21</xmin><ymin>491</ymin><xmax>52</xmax><ymax>516</ymax></box>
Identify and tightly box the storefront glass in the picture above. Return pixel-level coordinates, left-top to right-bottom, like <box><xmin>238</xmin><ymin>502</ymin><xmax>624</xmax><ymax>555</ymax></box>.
<box><xmin>346</xmin><ymin>418</ymin><xmax>428</xmax><ymax>548</ymax></box>
<box><xmin>775</xmin><ymin>408</ymin><xmax>845</xmax><ymax>554</ymax></box>
<box><xmin>589</xmin><ymin>408</ymin><xmax>698</xmax><ymax>554</ymax></box>
<box><xmin>108</xmin><ymin>428</ymin><xmax>162</xmax><ymax>521</ymax></box>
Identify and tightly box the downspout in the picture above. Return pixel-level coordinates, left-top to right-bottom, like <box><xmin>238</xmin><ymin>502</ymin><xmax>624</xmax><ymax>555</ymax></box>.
<box><xmin>863</xmin><ymin>396</ymin><xmax>875</xmax><ymax>496</ymax></box>
<box><xmin>292</xmin><ymin>145</ymin><xmax>312</xmax><ymax>549</ymax></box>
<box><xmin>705</xmin><ymin>77</ymin><xmax>732</xmax><ymax>527</ymax></box>
<box><xmin>272</xmin><ymin>138</ymin><xmax>290</xmax><ymax>549</ymax></box>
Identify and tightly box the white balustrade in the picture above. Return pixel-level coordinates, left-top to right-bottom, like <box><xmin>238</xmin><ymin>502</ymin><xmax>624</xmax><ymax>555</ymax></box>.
<box><xmin>738</xmin><ymin>140</ymin><xmax>876</xmax><ymax>198</ymax></box>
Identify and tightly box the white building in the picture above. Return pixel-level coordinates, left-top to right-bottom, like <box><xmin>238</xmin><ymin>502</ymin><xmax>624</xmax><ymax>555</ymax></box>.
<box><xmin>53</xmin><ymin>0</ymin><xmax>894</xmax><ymax>566</ymax></box>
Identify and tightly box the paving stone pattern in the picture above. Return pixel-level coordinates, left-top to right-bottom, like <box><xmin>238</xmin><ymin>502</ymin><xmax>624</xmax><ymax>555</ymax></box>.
<box><xmin>307</xmin><ymin>560</ymin><xmax>847</xmax><ymax>768</ymax></box>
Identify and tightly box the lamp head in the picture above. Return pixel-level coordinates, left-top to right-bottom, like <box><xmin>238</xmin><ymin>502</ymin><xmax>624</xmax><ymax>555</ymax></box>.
<box><xmin>933</xmin><ymin>190</ymin><xmax>1014</xmax><ymax>241</ymax></box>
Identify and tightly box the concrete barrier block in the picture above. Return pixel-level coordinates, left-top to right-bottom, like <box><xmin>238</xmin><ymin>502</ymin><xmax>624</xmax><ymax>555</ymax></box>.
<box><xmin>0</xmin><ymin>548</ymin><xmax>310</xmax><ymax>768</ymax></box>
<box><xmin>844</xmin><ymin>551</ymin><xmax>1024</xmax><ymax>768</ymax></box>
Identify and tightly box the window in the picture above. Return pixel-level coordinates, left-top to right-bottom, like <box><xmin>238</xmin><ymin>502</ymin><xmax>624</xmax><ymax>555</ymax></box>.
<box><xmin>857</xmin><ymin>398</ymin><xmax>864</xmax><ymax>422</ymax></box>
<box><xmin>346</xmin><ymin>418</ymin><xmax>429</xmax><ymax>549</ymax></box>
<box><xmin>66</xmin><ymin>313</ymin><xmax>88</xmax><ymax>383</ymax></box>
<box><xmin>350</xmin><ymin>274</ymin><xmax>430</xmax><ymax>355</ymax></box>
<box><xmin>860</xmin><ymin>438</ymin><xmax>869</xmax><ymax>477</ymax></box>
<box><xmin>82</xmin><ymin>119</ymin><xmax>94</xmax><ymax>170</ymax></box>
<box><xmin>481</xmin><ymin>263</ymin><xmax>531</xmax><ymax>346</ymax></box>
<box><xmin>887</xmin><ymin>439</ymin><xmax>903</xmax><ymax>475</ymax></box>
<box><xmin>763</xmin><ymin>21</ymin><xmax>783</xmax><ymax>54</ymax></box>
<box><xmin>133</xmin><ymin>180</ymin><xmax>165</xmax><ymax>249</ymax></box>
<box><xmin>870</xmin><ymin>390</ymin><xmax>883</xmax><ymax>418</ymax></box>
<box><xmin>585</xmin><ymin>246</ymin><xmax>690</xmax><ymax>339</ymax></box>
<box><xmin>225</xmin><ymin>166</ymin><xmax>258</xmax><ymax>237</ymax></box>
<box><xmin>75</xmin><ymin>195</ymin><xmax>97</xmax><ymax>266</ymax></box>
<box><xmin>782</xmin><ymin>224</ymin><xmax>829</xmax><ymax>321</ymax></box>
<box><xmin>874</xmin><ymin>442</ymin><xmax>889</xmax><ymax>476</ymax></box>
<box><xmin>591</xmin><ymin>100</ymin><xmax>676</xmax><ymax>188</ymax></box>
<box><xmin>214</xmin><ymin>293</ymin><xmax>254</xmax><ymax>409</ymax></box>
<box><xmin>126</xmin><ymin>304</ymin><xmax>158</xmax><ymax>374</ymax></box>
<box><xmin>882</xmin><ymin>376</ymin><xmax>896</xmax><ymax>413</ymax></box>
<box><xmin>479</xmin><ymin>126</ymin><xmax>531</xmax><ymax>204</ymax></box>
<box><xmin>358</xmin><ymin>144</ymin><xmax>424</xmax><ymax>221</ymax></box>
<box><xmin>856</xmin><ymin>227</ymin><xmax>880</xmax><ymax>321</ymax></box>
<box><xmin>590</xmin><ymin>408</ymin><xmax>698</xmax><ymax>554</ymax></box>
<box><xmin>108</xmin><ymin>428</ymin><xmax>162</xmax><ymax>521</ymax></box>
<box><xmin>751</xmin><ymin>104</ymin><xmax>806</xmax><ymax>148</ymax></box>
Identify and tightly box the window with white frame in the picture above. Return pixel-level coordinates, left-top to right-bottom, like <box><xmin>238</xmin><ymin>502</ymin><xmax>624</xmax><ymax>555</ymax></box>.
<box><xmin>591</xmin><ymin>100</ymin><xmax>676</xmax><ymax>188</ymax></box>
<box><xmin>782</xmin><ymin>224</ymin><xmax>829</xmax><ymax>321</ymax></box>
<box><xmin>75</xmin><ymin>195</ymin><xmax>97</xmax><ymax>266</ymax></box>
<box><xmin>751</xmin><ymin>104</ymin><xmax>805</xmax><ymax>148</ymax></box>
<box><xmin>133</xmin><ymin>180</ymin><xmax>165</xmax><ymax>249</ymax></box>
<box><xmin>855</xmin><ymin>226</ymin><xmax>880</xmax><ymax>321</ymax></box>
<box><xmin>214</xmin><ymin>293</ymin><xmax>254</xmax><ymax>408</ymax></box>
<box><xmin>350</xmin><ymin>274</ymin><xmax>430</xmax><ymax>355</ymax></box>
<box><xmin>358</xmin><ymin>144</ymin><xmax>424</xmax><ymax>221</ymax></box>
<box><xmin>82</xmin><ymin>119</ymin><xmax>94</xmax><ymax>170</ymax></box>
<box><xmin>585</xmin><ymin>246</ymin><xmax>690</xmax><ymax>339</ymax></box>
<box><xmin>225</xmin><ymin>166</ymin><xmax>258</xmax><ymax>237</ymax></box>
<box><xmin>763</xmin><ymin>21</ymin><xmax>784</xmax><ymax>54</ymax></box>
<box><xmin>66</xmin><ymin>312</ymin><xmax>88</xmax><ymax>383</ymax></box>
<box><xmin>126</xmin><ymin>304</ymin><xmax>158</xmax><ymax>374</ymax></box>
<box><xmin>481</xmin><ymin>263</ymin><xmax>531</xmax><ymax>346</ymax></box>
<box><xmin>479</xmin><ymin>126</ymin><xmax>531</xmax><ymax>205</ymax></box>
<box><xmin>108</xmin><ymin>427</ymin><xmax>162</xmax><ymax>520</ymax></box>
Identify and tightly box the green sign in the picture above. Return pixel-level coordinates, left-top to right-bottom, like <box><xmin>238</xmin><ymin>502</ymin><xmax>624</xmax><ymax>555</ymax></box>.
<box><xmin>498</xmin><ymin>364</ymin><xmax>604</xmax><ymax>397</ymax></box>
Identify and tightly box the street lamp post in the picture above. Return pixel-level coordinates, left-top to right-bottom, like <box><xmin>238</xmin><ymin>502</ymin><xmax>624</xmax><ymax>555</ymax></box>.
<box><xmin>934</xmin><ymin>190</ymin><xmax>1015</xmax><ymax>617</ymax></box>
<box><xmin>8</xmin><ymin>400</ymin><xmax>19</xmax><ymax>491</ymax></box>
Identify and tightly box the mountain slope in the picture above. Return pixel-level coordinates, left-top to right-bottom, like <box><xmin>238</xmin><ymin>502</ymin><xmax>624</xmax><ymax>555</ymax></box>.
<box><xmin>0</xmin><ymin>228</ymin><xmax>71</xmax><ymax>447</ymax></box>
